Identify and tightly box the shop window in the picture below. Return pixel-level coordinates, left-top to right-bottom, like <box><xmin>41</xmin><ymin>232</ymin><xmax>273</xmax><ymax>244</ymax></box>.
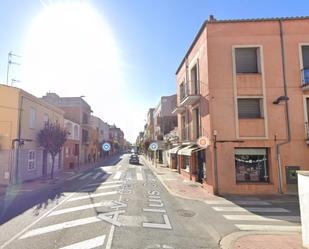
<box><xmin>235</xmin><ymin>148</ymin><xmax>269</xmax><ymax>183</ymax></box>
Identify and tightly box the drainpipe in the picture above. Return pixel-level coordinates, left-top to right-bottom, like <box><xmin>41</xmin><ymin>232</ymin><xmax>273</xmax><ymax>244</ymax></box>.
<box><xmin>276</xmin><ymin>20</ymin><xmax>291</xmax><ymax>194</ymax></box>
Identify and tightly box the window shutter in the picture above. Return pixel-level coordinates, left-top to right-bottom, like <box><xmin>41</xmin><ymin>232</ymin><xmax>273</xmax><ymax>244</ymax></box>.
<box><xmin>302</xmin><ymin>46</ymin><xmax>309</xmax><ymax>69</ymax></box>
<box><xmin>238</xmin><ymin>99</ymin><xmax>261</xmax><ymax>118</ymax></box>
<box><xmin>235</xmin><ymin>48</ymin><xmax>258</xmax><ymax>73</ymax></box>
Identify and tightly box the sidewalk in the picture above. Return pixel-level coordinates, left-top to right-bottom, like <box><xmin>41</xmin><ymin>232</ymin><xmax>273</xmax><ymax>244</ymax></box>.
<box><xmin>0</xmin><ymin>154</ymin><xmax>121</xmax><ymax>199</ymax></box>
<box><xmin>142</xmin><ymin>155</ymin><xmax>304</xmax><ymax>249</ymax></box>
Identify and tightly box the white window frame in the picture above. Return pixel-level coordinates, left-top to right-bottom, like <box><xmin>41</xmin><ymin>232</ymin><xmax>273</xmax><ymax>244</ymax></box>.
<box><xmin>298</xmin><ymin>43</ymin><xmax>309</xmax><ymax>86</ymax></box>
<box><xmin>303</xmin><ymin>95</ymin><xmax>309</xmax><ymax>138</ymax></box>
<box><xmin>28</xmin><ymin>150</ymin><xmax>36</xmax><ymax>171</ymax></box>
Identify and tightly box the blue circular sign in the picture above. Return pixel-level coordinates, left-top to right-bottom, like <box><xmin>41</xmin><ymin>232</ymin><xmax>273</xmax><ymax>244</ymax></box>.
<box><xmin>102</xmin><ymin>142</ymin><xmax>111</xmax><ymax>151</ymax></box>
<box><xmin>149</xmin><ymin>142</ymin><xmax>158</xmax><ymax>151</ymax></box>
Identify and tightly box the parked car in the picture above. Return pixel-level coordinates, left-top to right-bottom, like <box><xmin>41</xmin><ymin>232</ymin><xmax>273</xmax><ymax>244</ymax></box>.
<box><xmin>129</xmin><ymin>154</ymin><xmax>139</xmax><ymax>164</ymax></box>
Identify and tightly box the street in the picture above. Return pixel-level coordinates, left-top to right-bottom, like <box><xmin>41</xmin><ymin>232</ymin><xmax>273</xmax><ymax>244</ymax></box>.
<box><xmin>0</xmin><ymin>154</ymin><xmax>220</xmax><ymax>249</ymax></box>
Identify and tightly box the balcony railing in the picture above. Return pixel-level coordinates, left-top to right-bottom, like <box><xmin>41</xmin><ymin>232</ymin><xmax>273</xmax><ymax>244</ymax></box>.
<box><xmin>301</xmin><ymin>68</ymin><xmax>309</xmax><ymax>90</ymax></box>
<box><xmin>306</xmin><ymin>122</ymin><xmax>309</xmax><ymax>144</ymax></box>
<box><xmin>179</xmin><ymin>81</ymin><xmax>201</xmax><ymax>106</ymax></box>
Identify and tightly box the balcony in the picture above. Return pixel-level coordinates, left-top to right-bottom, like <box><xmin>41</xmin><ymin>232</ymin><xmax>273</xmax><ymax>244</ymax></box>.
<box><xmin>172</xmin><ymin>106</ymin><xmax>185</xmax><ymax>114</ymax></box>
<box><xmin>301</xmin><ymin>68</ymin><xmax>309</xmax><ymax>91</ymax></box>
<box><xmin>305</xmin><ymin>122</ymin><xmax>309</xmax><ymax>145</ymax></box>
<box><xmin>179</xmin><ymin>81</ymin><xmax>201</xmax><ymax>106</ymax></box>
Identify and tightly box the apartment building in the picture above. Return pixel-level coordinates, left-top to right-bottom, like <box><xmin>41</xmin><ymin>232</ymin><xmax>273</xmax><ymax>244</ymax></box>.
<box><xmin>109</xmin><ymin>125</ymin><xmax>125</xmax><ymax>154</ymax></box>
<box><xmin>0</xmin><ymin>85</ymin><xmax>64</xmax><ymax>185</ymax></box>
<box><xmin>174</xmin><ymin>16</ymin><xmax>309</xmax><ymax>195</ymax></box>
<box><xmin>153</xmin><ymin>95</ymin><xmax>178</xmax><ymax>164</ymax></box>
<box><xmin>42</xmin><ymin>93</ymin><xmax>92</xmax><ymax>165</ymax></box>
<box><xmin>63</xmin><ymin>119</ymin><xmax>80</xmax><ymax>169</ymax></box>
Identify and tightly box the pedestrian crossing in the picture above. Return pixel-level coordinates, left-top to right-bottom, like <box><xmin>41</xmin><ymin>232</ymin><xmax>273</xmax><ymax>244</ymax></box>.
<box><xmin>205</xmin><ymin>197</ymin><xmax>301</xmax><ymax>232</ymax></box>
<box><xmin>14</xmin><ymin>166</ymin><xmax>147</xmax><ymax>249</ymax></box>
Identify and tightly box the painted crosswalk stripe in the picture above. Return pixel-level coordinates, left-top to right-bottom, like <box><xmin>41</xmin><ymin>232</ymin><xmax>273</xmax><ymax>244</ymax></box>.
<box><xmin>143</xmin><ymin>208</ymin><xmax>166</xmax><ymax>213</ymax></box>
<box><xmin>205</xmin><ymin>200</ymin><xmax>271</xmax><ymax>206</ymax></box>
<box><xmin>136</xmin><ymin>173</ymin><xmax>143</xmax><ymax>181</ymax></box>
<box><xmin>79</xmin><ymin>172</ymin><xmax>93</xmax><ymax>180</ymax></box>
<box><xmin>223</xmin><ymin>215</ymin><xmax>301</xmax><ymax>222</ymax></box>
<box><xmin>48</xmin><ymin>201</ymin><xmax>112</xmax><ymax>216</ymax></box>
<box><xmin>92</xmin><ymin>172</ymin><xmax>102</xmax><ymax>180</ymax></box>
<box><xmin>86</xmin><ymin>180</ymin><xmax>123</xmax><ymax>187</ymax></box>
<box><xmin>68</xmin><ymin>191</ymin><xmax>118</xmax><ymax>202</ymax></box>
<box><xmin>113</xmin><ymin>171</ymin><xmax>122</xmax><ymax>180</ymax></box>
<box><xmin>82</xmin><ymin>184</ymin><xmax>122</xmax><ymax>192</ymax></box>
<box><xmin>235</xmin><ymin>224</ymin><xmax>301</xmax><ymax>232</ymax></box>
<box><xmin>212</xmin><ymin>207</ymin><xmax>290</xmax><ymax>212</ymax></box>
<box><xmin>20</xmin><ymin>217</ymin><xmax>102</xmax><ymax>239</ymax></box>
<box><xmin>66</xmin><ymin>173</ymin><xmax>82</xmax><ymax>181</ymax></box>
<box><xmin>59</xmin><ymin>235</ymin><xmax>106</xmax><ymax>249</ymax></box>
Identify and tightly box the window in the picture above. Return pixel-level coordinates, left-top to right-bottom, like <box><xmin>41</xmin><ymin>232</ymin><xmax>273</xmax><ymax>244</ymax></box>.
<box><xmin>235</xmin><ymin>47</ymin><xmax>260</xmax><ymax>73</ymax></box>
<box><xmin>302</xmin><ymin>46</ymin><xmax>309</xmax><ymax>85</ymax></box>
<box><xmin>82</xmin><ymin>113</ymin><xmax>88</xmax><ymax>124</ymax></box>
<box><xmin>29</xmin><ymin>107</ymin><xmax>36</xmax><ymax>129</ymax></box>
<box><xmin>235</xmin><ymin>148</ymin><xmax>269</xmax><ymax>183</ymax></box>
<box><xmin>190</xmin><ymin>63</ymin><xmax>199</xmax><ymax>94</ymax></box>
<box><xmin>193</xmin><ymin>108</ymin><xmax>200</xmax><ymax>139</ymax></box>
<box><xmin>28</xmin><ymin>150</ymin><xmax>36</xmax><ymax>170</ymax></box>
<box><xmin>179</xmin><ymin>82</ymin><xmax>185</xmax><ymax>100</ymax></box>
<box><xmin>43</xmin><ymin>113</ymin><xmax>49</xmax><ymax>125</ymax></box>
<box><xmin>238</xmin><ymin>98</ymin><xmax>263</xmax><ymax>119</ymax></box>
<box><xmin>74</xmin><ymin>144</ymin><xmax>79</xmax><ymax>156</ymax></box>
<box><xmin>74</xmin><ymin>125</ymin><xmax>79</xmax><ymax>140</ymax></box>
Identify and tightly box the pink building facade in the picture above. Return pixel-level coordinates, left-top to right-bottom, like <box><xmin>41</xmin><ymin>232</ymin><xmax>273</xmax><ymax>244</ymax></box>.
<box><xmin>174</xmin><ymin>16</ymin><xmax>309</xmax><ymax>195</ymax></box>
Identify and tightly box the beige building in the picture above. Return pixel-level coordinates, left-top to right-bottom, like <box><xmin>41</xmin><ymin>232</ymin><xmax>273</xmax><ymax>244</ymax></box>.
<box><xmin>0</xmin><ymin>84</ymin><xmax>64</xmax><ymax>185</ymax></box>
<box><xmin>174</xmin><ymin>16</ymin><xmax>309</xmax><ymax>195</ymax></box>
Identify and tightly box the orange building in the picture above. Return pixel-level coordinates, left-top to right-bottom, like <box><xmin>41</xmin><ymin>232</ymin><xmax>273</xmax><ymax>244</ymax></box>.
<box><xmin>173</xmin><ymin>16</ymin><xmax>309</xmax><ymax>195</ymax></box>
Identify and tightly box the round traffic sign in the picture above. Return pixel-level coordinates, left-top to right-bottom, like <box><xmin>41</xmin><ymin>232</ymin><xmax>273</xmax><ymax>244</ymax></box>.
<box><xmin>102</xmin><ymin>142</ymin><xmax>111</xmax><ymax>151</ymax></box>
<box><xmin>197</xmin><ymin>136</ymin><xmax>209</xmax><ymax>148</ymax></box>
<box><xmin>149</xmin><ymin>142</ymin><xmax>158</xmax><ymax>151</ymax></box>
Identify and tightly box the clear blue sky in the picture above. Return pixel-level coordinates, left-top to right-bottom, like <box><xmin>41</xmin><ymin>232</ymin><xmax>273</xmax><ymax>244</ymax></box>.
<box><xmin>0</xmin><ymin>0</ymin><xmax>308</xmax><ymax>142</ymax></box>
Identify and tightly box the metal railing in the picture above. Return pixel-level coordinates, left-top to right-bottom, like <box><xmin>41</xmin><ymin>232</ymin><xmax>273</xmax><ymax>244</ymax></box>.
<box><xmin>301</xmin><ymin>68</ymin><xmax>309</xmax><ymax>87</ymax></box>
<box><xmin>179</xmin><ymin>81</ymin><xmax>201</xmax><ymax>102</ymax></box>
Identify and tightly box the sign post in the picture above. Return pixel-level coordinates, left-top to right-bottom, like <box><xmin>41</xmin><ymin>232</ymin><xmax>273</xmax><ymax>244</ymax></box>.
<box><xmin>149</xmin><ymin>142</ymin><xmax>158</xmax><ymax>167</ymax></box>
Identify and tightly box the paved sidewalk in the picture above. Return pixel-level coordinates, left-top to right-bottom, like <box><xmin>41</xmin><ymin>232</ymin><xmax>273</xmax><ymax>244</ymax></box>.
<box><xmin>142</xmin><ymin>155</ymin><xmax>304</xmax><ymax>249</ymax></box>
<box><xmin>220</xmin><ymin>231</ymin><xmax>305</xmax><ymax>249</ymax></box>
<box><xmin>141</xmin><ymin>155</ymin><xmax>213</xmax><ymax>201</ymax></box>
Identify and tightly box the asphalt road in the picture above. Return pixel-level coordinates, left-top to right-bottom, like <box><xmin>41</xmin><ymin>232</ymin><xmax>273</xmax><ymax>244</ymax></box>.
<box><xmin>0</xmin><ymin>154</ymin><xmax>221</xmax><ymax>249</ymax></box>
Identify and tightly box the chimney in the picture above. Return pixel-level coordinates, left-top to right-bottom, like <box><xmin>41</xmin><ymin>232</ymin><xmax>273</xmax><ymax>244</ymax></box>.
<box><xmin>208</xmin><ymin>15</ymin><xmax>216</xmax><ymax>22</ymax></box>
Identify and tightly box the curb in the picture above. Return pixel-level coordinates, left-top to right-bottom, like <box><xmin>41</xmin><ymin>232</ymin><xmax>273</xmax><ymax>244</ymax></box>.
<box><xmin>219</xmin><ymin>231</ymin><xmax>302</xmax><ymax>249</ymax></box>
<box><xmin>141</xmin><ymin>156</ymin><xmax>211</xmax><ymax>202</ymax></box>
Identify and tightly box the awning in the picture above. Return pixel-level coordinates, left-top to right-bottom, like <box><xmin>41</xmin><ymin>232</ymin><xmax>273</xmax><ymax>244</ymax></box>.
<box><xmin>177</xmin><ymin>145</ymin><xmax>198</xmax><ymax>156</ymax></box>
<box><xmin>168</xmin><ymin>146</ymin><xmax>182</xmax><ymax>154</ymax></box>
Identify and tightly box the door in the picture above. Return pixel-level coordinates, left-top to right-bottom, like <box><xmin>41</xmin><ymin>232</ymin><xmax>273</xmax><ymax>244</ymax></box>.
<box><xmin>197</xmin><ymin>150</ymin><xmax>205</xmax><ymax>183</ymax></box>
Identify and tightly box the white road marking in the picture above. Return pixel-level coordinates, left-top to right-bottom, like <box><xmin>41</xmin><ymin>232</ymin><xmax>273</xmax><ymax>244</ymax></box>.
<box><xmin>212</xmin><ymin>207</ymin><xmax>290</xmax><ymax>212</ymax></box>
<box><xmin>136</xmin><ymin>172</ymin><xmax>143</xmax><ymax>181</ymax></box>
<box><xmin>68</xmin><ymin>191</ymin><xmax>118</xmax><ymax>202</ymax></box>
<box><xmin>20</xmin><ymin>216</ymin><xmax>102</xmax><ymax>239</ymax></box>
<box><xmin>59</xmin><ymin>235</ymin><xmax>106</xmax><ymax>249</ymax></box>
<box><xmin>223</xmin><ymin>215</ymin><xmax>301</xmax><ymax>222</ymax></box>
<box><xmin>79</xmin><ymin>172</ymin><xmax>93</xmax><ymax>180</ymax></box>
<box><xmin>92</xmin><ymin>172</ymin><xmax>102</xmax><ymax>180</ymax></box>
<box><xmin>48</xmin><ymin>201</ymin><xmax>111</xmax><ymax>216</ymax></box>
<box><xmin>205</xmin><ymin>200</ymin><xmax>271</xmax><ymax>205</ymax></box>
<box><xmin>82</xmin><ymin>184</ymin><xmax>122</xmax><ymax>192</ymax></box>
<box><xmin>98</xmin><ymin>210</ymin><xmax>125</xmax><ymax>227</ymax></box>
<box><xmin>66</xmin><ymin>173</ymin><xmax>82</xmax><ymax>181</ymax></box>
<box><xmin>85</xmin><ymin>180</ymin><xmax>123</xmax><ymax>187</ymax></box>
<box><xmin>117</xmin><ymin>165</ymin><xmax>122</xmax><ymax>170</ymax></box>
<box><xmin>142</xmin><ymin>215</ymin><xmax>172</xmax><ymax>229</ymax></box>
<box><xmin>113</xmin><ymin>171</ymin><xmax>122</xmax><ymax>180</ymax></box>
<box><xmin>235</xmin><ymin>224</ymin><xmax>301</xmax><ymax>232</ymax></box>
<box><xmin>143</xmin><ymin>208</ymin><xmax>166</xmax><ymax>213</ymax></box>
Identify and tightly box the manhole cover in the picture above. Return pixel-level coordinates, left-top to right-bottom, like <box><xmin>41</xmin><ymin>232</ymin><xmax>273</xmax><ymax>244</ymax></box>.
<box><xmin>189</xmin><ymin>184</ymin><xmax>199</xmax><ymax>188</ymax></box>
<box><xmin>177</xmin><ymin>209</ymin><xmax>196</xmax><ymax>217</ymax></box>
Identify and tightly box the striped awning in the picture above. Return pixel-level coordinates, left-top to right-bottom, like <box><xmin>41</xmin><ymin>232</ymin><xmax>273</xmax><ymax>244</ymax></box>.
<box><xmin>177</xmin><ymin>145</ymin><xmax>198</xmax><ymax>156</ymax></box>
<box><xmin>168</xmin><ymin>146</ymin><xmax>182</xmax><ymax>154</ymax></box>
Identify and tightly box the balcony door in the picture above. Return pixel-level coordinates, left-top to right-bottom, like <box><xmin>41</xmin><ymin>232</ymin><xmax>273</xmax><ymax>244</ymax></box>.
<box><xmin>190</xmin><ymin>62</ymin><xmax>199</xmax><ymax>95</ymax></box>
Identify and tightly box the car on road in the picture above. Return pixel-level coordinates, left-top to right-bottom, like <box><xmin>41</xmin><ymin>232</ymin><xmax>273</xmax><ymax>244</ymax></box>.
<box><xmin>129</xmin><ymin>154</ymin><xmax>139</xmax><ymax>164</ymax></box>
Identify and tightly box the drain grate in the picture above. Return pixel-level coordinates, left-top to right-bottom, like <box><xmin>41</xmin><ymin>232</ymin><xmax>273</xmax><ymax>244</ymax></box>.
<box><xmin>177</xmin><ymin>209</ymin><xmax>196</xmax><ymax>217</ymax></box>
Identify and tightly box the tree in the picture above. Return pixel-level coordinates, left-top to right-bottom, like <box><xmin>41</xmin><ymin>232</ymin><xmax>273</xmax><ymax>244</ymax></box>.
<box><xmin>37</xmin><ymin>122</ymin><xmax>68</xmax><ymax>179</ymax></box>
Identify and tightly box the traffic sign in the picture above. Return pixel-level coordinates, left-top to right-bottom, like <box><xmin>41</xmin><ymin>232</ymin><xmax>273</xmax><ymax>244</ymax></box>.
<box><xmin>149</xmin><ymin>142</ymin><xmax>158</xmax><ymax>151</ymax></box>
<box><xmin>102</xmin><ymin>142</ymin><xmax>111</xmax><ymax>151</ymax></box>
<box><xmin>197</xmin><ymin>136</ymin><xmax>210</xmax><ymax>148</ymax></box>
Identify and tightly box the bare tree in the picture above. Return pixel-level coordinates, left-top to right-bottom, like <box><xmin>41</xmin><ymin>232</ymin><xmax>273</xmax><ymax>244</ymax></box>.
<box><xmin>37</xmin><ymin>122</ymin><xmax>68</xmax><ymax>179</ymax></box>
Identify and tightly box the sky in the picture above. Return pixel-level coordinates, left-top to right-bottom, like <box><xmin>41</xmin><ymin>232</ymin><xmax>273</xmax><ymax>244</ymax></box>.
<box><xmin>0</xmin><ymin>0</ymin><xmax>308</xmax><ymax>143</ymax></box>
